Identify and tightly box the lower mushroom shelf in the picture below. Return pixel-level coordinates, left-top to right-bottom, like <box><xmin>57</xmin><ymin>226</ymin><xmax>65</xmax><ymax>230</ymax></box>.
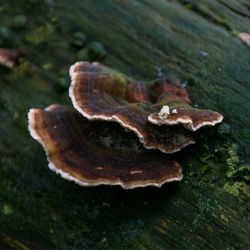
<box><xmin>28</xmin><ymin>104</ymin><xmax>183</xmax><ymax>189</ymax></box>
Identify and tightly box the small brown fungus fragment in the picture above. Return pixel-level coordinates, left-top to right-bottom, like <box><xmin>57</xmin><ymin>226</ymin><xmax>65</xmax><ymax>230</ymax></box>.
<box><xmin>0</xmin><ymin>47</ymin><xmax>24</xmax><ymax>68</ymax></box>
<box><xmin>239</xmin><ymin>33</ymin><xmax>250</xmax><ymax>47</ymax></box>
<box><xmin>28</xmin><ymin>105</ymin><xmax>183</xmax><ymax>189</ymax></box>
<box><xmin>69</xmin><ymin>62</ymin><xmax>195</xmax><ymax>153</ymax></box>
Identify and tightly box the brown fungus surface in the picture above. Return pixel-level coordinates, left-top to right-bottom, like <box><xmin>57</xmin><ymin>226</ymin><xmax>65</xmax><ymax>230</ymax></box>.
<box><xmin>69</xmin><ymin>61</ymin><xmax>195</xmax><ymax>153</ymax></box>
<box><xmin>0</xmin><ymin>47</ymin><xmax>24</xmax><ymax>68</ymax></box>
<box><xmin>28</xmin><ymin>104</ymin><xmax>183</xmax><ymax>189</ymax></box>
<box><xmin>239</xmin><ymin>33</ymin><xmax>250</xmax><ymax>47</ymax></box>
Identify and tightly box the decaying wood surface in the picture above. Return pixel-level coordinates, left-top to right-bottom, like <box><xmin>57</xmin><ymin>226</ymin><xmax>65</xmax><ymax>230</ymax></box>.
<box><xmin>0</xmin><ymin>0</ymin><xmax>249</xmax><ymax>249</ymax></box>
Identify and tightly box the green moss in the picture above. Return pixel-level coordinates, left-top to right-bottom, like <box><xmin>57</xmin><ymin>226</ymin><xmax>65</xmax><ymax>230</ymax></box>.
<box><xmin>7</xmin><ymin>60</ymin><xmax>30</xmax><ymax>81</ymax></box>
<box><xmin>55</xmin><ymin>77</ymin><xmax>69</xmax><ymax>91</ymax></box>
<box><xmin>184</xmin><ymin>4</ymin><xmax>193</xmax><ymax>10</ymax></box>
<box><xmin>230</xmin><ymin>31</ymin><xmax>239</xmax><ymax>37</ymax></box>
<box><xmin>11</xmin><ymin>15</ymin><xmax>27</xmax><ymax>29</ymax></box>
<box><xmin>199</xmin><ymin>68</ymin><xmax>208</xmax><ymax>78</ymax></box>
<box><xmin>71</xmin><ymin>31</ymin><xmax>86</xmax><ymax>47</ymax></box>
<box><xmin>224</xmin><ymin>145</ymin><xmax>249</xmax><ymax>194</ymax></box>
<box><xmin>220</xmin><ymin>214</ymin><xmax>228</xmax><ymax>223</ymax></box>
<box><xmin>25</xmin><ymin>24</ymin><xmax>54</xmax><ymax>45</ymax></box>
<box><xmin>75</xmin><ymin>47</ymin><xmax>86</xmax><ymax>59</ymax></box>
<box><xmin>223</xmin><ymin>182</ymin><xmax>250</xmax><ymax>199</ymax></box>
<box><xmin>223</xmin><ymin>182</ymin><xmax>241</xmax><ymax>196</ymax></box>
<box><xmin>42</xmin><ymin>63</ymin><xmax>53</xmax><ymax>71</ymax></box>
<box><xmin>2</xmin><ymin>205</ymin><xmax>12</xmax><ymax>215</ymax></box>
<box><xmin>225</xmin><ymin>144</ymin><xmax>241</xmax><ymax>178</ymax></box>
<box><xmin>86</xmin><ymin>41</ymin><xmax>106</xmax><ymax>61</ymax></box>
<box><xmin>226</xmin><ymin>165</ymin><xmax>250</xmax><ymax>179</ymax></box>
<box><xmin>0</xmin><ymin>26</ymin><xmax>10</xmax><ymax>40</ymax></box>
<box><xmin>226</xmin><ymin>156</ymin><xmax>239</xmax><ymax>174</ymax></box>
<box><xmin>217</xmin><ymin>123</ymin><xmax>231</xmax><ymax>137</ymax></box>
<box><xmin>244</xmin><ymin>176</ymin><xmax>250</xmax><ymax>181</ymax></box>
<box><xmin>76</xmin><ymin>41</ymin><xmax>106</xmax><ymax>62</ymax></box>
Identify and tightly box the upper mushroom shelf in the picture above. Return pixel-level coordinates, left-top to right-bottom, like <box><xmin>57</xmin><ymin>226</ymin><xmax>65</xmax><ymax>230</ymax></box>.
<box><xmin>69</xmin><ymin>61</ymin><xmax>223</xmax><ymax>153</ymax></box>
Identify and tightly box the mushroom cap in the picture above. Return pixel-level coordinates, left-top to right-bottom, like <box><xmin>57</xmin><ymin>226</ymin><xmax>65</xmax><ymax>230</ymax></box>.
<box><xmin>28</xmin><ymin>104</ymin><xmax>183</xmax><ymax>189</ymax></box>
<box><xmin>69</xmin><ymin>61</ymin><xmax>195</xmax><ymax>154</ymax></box>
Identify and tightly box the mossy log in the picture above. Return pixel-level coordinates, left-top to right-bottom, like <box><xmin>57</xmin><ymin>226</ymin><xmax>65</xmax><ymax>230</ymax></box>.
<box><xmin>0</xmin><ymin>0</ymin><xmax>249</xmax><ymax>249</ymax></box>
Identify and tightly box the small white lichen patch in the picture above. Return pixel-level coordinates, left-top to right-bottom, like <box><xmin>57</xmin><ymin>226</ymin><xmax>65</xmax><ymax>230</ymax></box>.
<box><xmin>130</xmin><ymin>170</ymin><xmax>143</xmax><ymax>174</ymax></box>
<box><xmin>96</xmin><ymin>167</ymin><xmax>103</xmax><ymax>170</ymax></box>
<box><xmin>172</xmin><ymin>109</ymin><xmax>177</xmax><ymax>114</ymax></box>
<box><xmin>158</xmin><ymin>105</ymin><xmax>170</xmax><ymax>119</ymax></box>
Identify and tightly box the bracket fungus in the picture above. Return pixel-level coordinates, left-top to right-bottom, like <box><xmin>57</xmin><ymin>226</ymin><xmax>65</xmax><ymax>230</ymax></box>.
<box><xmin>69</xmin><ymin>62</ymin><xmax>195</xmax><ymax>154</ymax></box>
<box><xmin>28</xmin><ymin>105</ymin><xmax>183</xmax><ymax>189</ymax></box>
<box><xmin>28</xmin><ymin>61</ymin><xmax>223</xmax><ymax>189</ymax></box>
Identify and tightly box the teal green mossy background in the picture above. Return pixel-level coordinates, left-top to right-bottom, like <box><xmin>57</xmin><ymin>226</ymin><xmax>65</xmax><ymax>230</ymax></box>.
<box><xmin>0</xmin><ymin>0</ymin><xmax>249</xmax><ymax>249</ymax></box>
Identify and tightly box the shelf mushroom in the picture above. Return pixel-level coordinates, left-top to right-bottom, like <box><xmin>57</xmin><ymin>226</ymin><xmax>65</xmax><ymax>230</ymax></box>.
<box><xmin>69</xmin><ymin>62</ymin><xmax>195</xmax><ymax>154</ymax></box>
<box><xmin>69</xmin><ymin>62</ymin><xmax>223</xmax><ymax>151</ymax></box>
<box><xmin>28</xmin><ymin>105</ymin><xmax>183</xmax><ymax>189</ymax></box>
<box><xmin>28</xmin><ymin>61</ymin><xmax>223</xmax><ymax>189</ymax></box>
